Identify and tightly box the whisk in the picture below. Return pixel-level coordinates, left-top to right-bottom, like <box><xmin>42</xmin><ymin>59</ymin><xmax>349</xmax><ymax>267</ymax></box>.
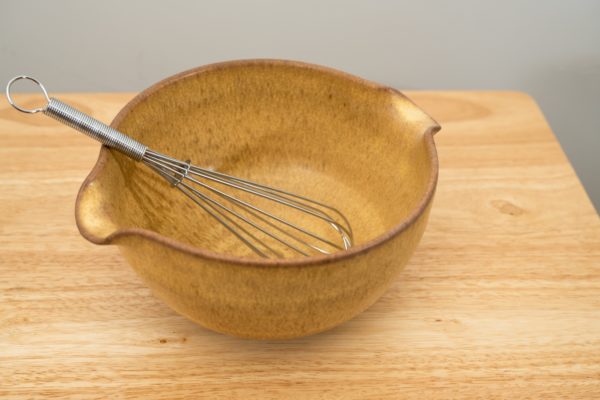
<box><xmin>6</xmin><ymin>76</ymin><xmax>353</xmax><ymax>258</ymax></box>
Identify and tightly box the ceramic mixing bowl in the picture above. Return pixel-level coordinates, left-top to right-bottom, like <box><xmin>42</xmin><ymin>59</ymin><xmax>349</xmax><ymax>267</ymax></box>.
<box><xmin>75</xmin><ymin>59</ymin><xmax>440</xmax><ymax>339</ymax></box>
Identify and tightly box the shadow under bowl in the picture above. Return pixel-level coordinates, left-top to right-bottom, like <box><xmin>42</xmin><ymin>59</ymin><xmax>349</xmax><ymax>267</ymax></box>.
<box><xmin>75</xmin><ymin>59</ymin><xmax>440</xmax><ymax>339</ymax></box>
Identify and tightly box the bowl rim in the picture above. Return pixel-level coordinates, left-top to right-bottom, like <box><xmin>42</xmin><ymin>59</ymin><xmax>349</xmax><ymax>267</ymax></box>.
<box><xmin>75</xmin><ymin>59</ymin><xmax>440</xmax><ymax>267</ymax></box>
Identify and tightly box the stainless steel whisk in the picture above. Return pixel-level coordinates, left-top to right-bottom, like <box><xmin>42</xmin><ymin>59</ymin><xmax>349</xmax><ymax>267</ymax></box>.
<box><xmin>6</xmin><ymin>76</ymin><xmax>353</xmax><ymax>258</ymax></box>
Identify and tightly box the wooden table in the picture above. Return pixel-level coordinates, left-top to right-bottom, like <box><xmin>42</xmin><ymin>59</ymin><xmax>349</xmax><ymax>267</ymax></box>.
<box><xmin>1</xmin><ymin>92</ymin><xmax>599</xmax><ymax>399</ymax></box>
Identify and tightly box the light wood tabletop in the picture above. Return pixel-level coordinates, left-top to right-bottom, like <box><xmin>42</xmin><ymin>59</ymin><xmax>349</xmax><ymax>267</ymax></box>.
<box><xmin>1</xmin><ymin>91</ymin><xmax>599</xmax><ymax>399</ymax></box>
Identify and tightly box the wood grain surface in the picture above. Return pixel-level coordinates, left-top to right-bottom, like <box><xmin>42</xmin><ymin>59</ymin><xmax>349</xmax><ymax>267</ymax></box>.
<box><xmin>1</xmin><ymin>92</ymin><xmax>599</xmax><ymax>399</ymax></box>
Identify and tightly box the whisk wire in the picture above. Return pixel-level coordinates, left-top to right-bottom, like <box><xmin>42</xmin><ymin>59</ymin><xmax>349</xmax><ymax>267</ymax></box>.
<box><xmin>143</xmin><ymin>157</ymin><xmax>279</xmax><ymax>257</ymax></box>
<box><xmin>142</xmin><ymin>149</ymin><xmax>353</xmax><ymax>257</ymax></box>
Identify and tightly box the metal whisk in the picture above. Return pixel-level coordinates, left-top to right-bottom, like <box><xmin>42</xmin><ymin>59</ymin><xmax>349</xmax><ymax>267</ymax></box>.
<box><xmin>6</xmin><ymin>76</ymin><xmax>353</xmax><ymax>258</ymax></box>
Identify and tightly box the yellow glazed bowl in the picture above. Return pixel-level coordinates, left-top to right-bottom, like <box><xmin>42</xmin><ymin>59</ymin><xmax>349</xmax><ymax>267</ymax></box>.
<box><xmin>76</xmin><ymin>60</ymin><xmax>440</xmax><ymax>339</ymax></box>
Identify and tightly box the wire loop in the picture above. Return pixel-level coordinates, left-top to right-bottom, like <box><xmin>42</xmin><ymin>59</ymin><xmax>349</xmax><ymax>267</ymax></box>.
<box><xmin>5</xmin><ymin>75</ymin><xmax>50</xmax><ymax>114</ymax></box>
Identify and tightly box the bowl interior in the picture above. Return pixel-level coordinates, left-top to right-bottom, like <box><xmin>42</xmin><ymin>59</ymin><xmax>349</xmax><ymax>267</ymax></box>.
<box><xmin>80</xmin><ymin>61</ymin><xmax>437</xmax><ymax>258</ymax></box>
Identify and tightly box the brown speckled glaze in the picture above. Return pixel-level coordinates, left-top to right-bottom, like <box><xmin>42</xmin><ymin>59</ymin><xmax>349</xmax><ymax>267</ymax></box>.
<box><xmin>75</xmin><ymin>59</ymin><xmax>440</xmax><ymax>339</ymax></box>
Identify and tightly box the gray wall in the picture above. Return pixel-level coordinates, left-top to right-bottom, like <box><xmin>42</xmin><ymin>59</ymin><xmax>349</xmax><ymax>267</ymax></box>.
<box><xmin>2</xmin><ymin>0</ymin><xmax>599</xmax><ymax>210</ymax></box>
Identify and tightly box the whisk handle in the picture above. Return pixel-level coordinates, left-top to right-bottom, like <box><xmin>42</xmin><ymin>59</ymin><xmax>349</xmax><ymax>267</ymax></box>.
<box><xmin>5</xmin><ymin>75</ymin><xmax>147</xmax><ymax>161</ymax></box>
<box><xmin>44</xmin><ymin>98</ymin><xmax>148</xmax><ymax>161</ymax></box>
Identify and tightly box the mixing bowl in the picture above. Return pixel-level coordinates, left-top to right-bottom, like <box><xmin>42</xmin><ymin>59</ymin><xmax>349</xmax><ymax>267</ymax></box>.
<box><xmin>75</xmin><ymin>59</ymin><xmax>440</xmax><ymax>339</ymax></box>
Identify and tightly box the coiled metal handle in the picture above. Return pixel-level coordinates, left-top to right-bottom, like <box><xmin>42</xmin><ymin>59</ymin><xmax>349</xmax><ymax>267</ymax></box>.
<box><xmin>44</xmin><ymin>98</ymin><xmax>147</xmax><ymax>160</ymax></box>
<box><xmin>6</xmin><ymin>76</ymin><xmax>147</xmax><ymax>161</ymax></box>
